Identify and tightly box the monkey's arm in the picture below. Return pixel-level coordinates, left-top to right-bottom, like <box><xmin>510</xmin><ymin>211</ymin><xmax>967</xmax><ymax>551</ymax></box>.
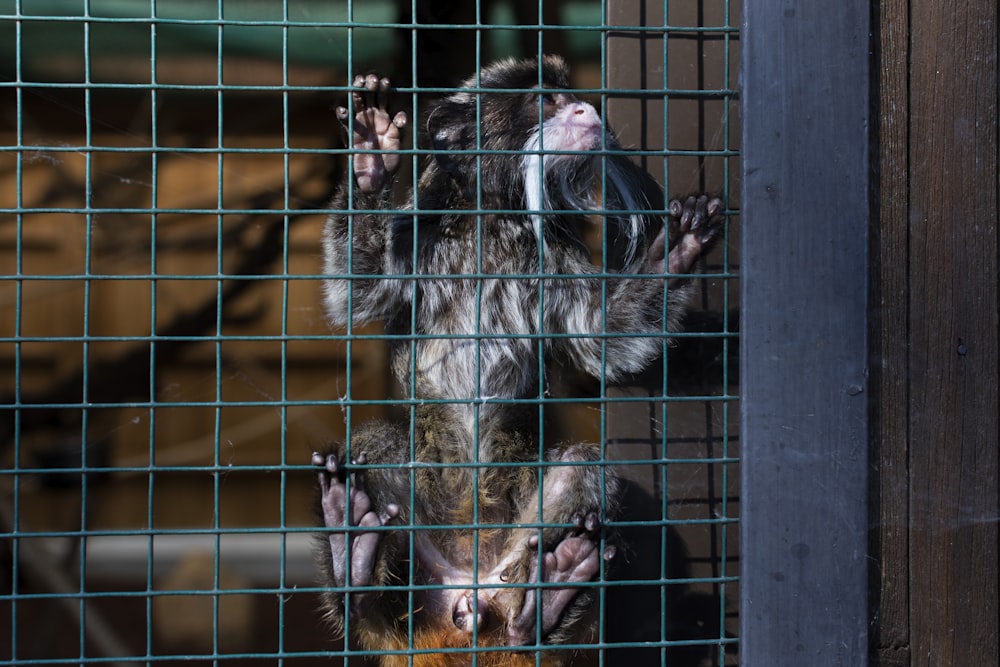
<box><xmin>546</xmin><ymin>195</ymin><xmax>723</xmax><ymax>381</ymax></box>
<box><xmin>322</xmin><ymin>75</ymin><xmax>411</xmax><ymax>327</ymax></box>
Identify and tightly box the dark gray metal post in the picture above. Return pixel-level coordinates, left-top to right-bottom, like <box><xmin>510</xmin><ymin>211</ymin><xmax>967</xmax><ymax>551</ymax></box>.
<box><xmin>740</xmin><ymin>1</ymin><xmax>870</xmax><ymax>665</ymax></box>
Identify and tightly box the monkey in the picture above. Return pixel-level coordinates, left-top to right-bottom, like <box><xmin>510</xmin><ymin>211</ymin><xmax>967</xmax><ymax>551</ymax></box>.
<box><xmin>313</xmin><ymin>55</ymin><xmax>724</xmax><ymax>666</ymax></box>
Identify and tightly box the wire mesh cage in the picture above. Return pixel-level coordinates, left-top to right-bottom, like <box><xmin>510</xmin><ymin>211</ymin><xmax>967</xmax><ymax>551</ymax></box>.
<box><xmin>1</xmin><ymin>1</ymin><xmax>739</xmax><ymax>665</ymax></box>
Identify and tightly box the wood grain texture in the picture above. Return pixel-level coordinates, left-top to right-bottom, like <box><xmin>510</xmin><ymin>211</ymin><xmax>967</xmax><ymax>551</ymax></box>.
<box><xmin>870</xmin><ymin>0</ymin><xmax>912</xmax><ymax>663</ymax></box>
<box><xmin>740</xmin><ymin>1</ymin><xmax>870</xmax><ymax>664</ymax></box>
<box><xmin>906</xmin><ymin>1</ymin><xmax>999</xmax><ymax>665</ymax></box>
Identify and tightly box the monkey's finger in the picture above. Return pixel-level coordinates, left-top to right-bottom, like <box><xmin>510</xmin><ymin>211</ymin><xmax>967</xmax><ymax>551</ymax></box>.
<box><xmin>349</xmin><ymin>490</ymin><xmax>373</xmax><ymax>525</ymax></box>
<box><xmin>693</xmin><ymin>195</ymin><xmax>708</xmax><ymax>226</ymax></box>
<box><xmin>349</xmin><ymin>74</ymin><xmax>377</xmax><ymax>112</ymax></box>
<box><xmin>542</xmin><ymin>551</ymin><xmax>560</xmax><ymax>578</ymax></box>
<box><xmin>708</xmin><ymin>197</ymin><xmax>724</xmax><ymax>217</ymax></box>
<box><xmin>314</xmin><ymin>453</ymin><xmax>331</xmax><ymax>494</ymax></box>
<box><xmin>509</xmin><ymin>588</ymin><xmax>540</xmax><ymax>646</ymax></box>
<box><xmin>375</xmin><ymin>76</ymin><xmax>392</xmax><ymax>111</ymax></box>
<box><xmin>391</xmin><ymin>111</ymin><xmax>408</xmax><ymax>129</ymax></box>
<box><xmin>668</xmin><ymin>198</ymin><xmax>684</xmax><ymax>219</ymax></box>
<box><xmin>687</xmin><ymin>194</ymin><xmax>723</xmax><ymax>234</ymax></box>
<box><xmin>691</xmin><ymin>196</ymin><xmax>725</xmax><ymax>244</ymax></box>
<box><xmin>349</xmin><ymin>74</ymin><xmax>368</xmax><ymax>111</ymax></box>
<box><xmin>568</xmin><ymin>511</ymin><xmax>600</xmax><ymax>534</ymax></box>
<box><xmin>349</xmin><ymin>531</ymin><xmax>381</xmax><ymax>588</ymax></box>
<box><xmin>357</xmin><ymin>508</ymin><xmax>381</xmax><ymax>529</ymax></box>
<box><xmin>680</xmin><ymin>195</ymin><xmax>697</xmax><ymax>231</ymax></box>
<box><xmin>315</xmin><ymin>452</ymin><xmax>342</xmax><ymax>481</ymax></box>
<box><xmin>316</xmin><ymin>470</ymin><xmax>330</xmax><ymax>497</ymax></box>
<box><xmin>334</xmin><ymin>109</ymin><xmax>354</xmax><ymax>143</ymax></box>
<box><xmin>665</xmin><ymin>199</ymin><xmax>685</xmax><ymax>243</ymax></box>
<box><xmin>380</xmin><ymin>503</ymin><xmax>402</xmax><ymax>524</ymax></box>
<box><xmin>362</xmin><ymin>73</ymin><xmax>382</xmax><ymax>110</ymax></box>
<box><xmin>698</xmin><ymin>196</ymin><xmax>725</xmax><ymax>231</ymax></box>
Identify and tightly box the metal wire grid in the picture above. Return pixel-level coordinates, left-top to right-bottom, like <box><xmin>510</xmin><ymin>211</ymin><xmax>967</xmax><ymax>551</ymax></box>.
<box><xmin>0</xmin><ymin>1</ymin><xmax>739</xmax><ymax>664</ymax></box>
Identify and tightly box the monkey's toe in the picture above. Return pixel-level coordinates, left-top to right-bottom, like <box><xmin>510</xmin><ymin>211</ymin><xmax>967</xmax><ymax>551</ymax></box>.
<box><xmin>380</xmin><ymin>503</ymin><xmax>401</xmax><ymax>524</ymax></box>
<box><xmin>569</xmin><ymin>511</ymin><xmax>602</xmax><ymax>535</ymax></box>
<box><xmin>312</xmin><ymin>451</ymin><xmax>341</xmax><ymax>476</ymax></box>
<box><xmin>690</xmin><ymin>196</ymin><xmax>723</xmax><ymax>233</ymax></box>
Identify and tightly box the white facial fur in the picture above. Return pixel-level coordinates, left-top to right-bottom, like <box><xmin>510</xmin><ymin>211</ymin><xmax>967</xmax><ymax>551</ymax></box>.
<box><xmin>522</xmin><ymin>100</ymin><xmax>646</xmax><ymax>264</ymax></box>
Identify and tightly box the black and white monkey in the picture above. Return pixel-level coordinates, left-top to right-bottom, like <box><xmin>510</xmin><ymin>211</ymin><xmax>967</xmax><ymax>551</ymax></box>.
<box><xmin>313</xmin><ymin>55</ymin><xmax>724</xmax><ymax>666</ymax></box>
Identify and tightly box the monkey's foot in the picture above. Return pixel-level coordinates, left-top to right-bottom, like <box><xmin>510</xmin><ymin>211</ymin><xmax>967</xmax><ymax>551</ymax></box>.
<box><xmin>508</xmin><ymin>512</ymin><xmax>616</xmax><ymax>646</ymax></box>
<box><xmin>313</xmin><ymin>451</ymin><xmax>400</xmax><ymax>613</ymax></box>
<box><xmin>651</xmin><ymin>194</ymin><xmax>724</xmax><ymax>276</ymax></box>
<box><xmin>335</xmin><ymin>74</ymin><xmax>407</xmax><ymax>193</ymax></box>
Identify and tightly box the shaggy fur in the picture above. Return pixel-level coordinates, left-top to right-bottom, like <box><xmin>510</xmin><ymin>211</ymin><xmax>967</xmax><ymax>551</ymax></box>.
<box><xmin>315</xmin><ymin>54</ymin><xmax>722</xmax><ymax>665</ymax></box>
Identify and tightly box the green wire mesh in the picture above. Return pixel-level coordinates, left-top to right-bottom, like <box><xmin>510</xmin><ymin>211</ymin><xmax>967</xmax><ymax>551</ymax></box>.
<box><xmin>0</xmin><ymin>1</ymin><xmax>739</xmax><ymax>664</ymax></box>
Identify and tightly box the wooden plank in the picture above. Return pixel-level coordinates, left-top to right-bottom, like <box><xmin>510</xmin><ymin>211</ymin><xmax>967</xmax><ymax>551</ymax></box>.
<box><xmin>907</xmin><ymin>2</ymin><xmax>1000</xmax><ymax>665</ymax></box>
<box><xmin>740</xmin><ymin>1</ymin><xmax>870</xmax><ymax>664</ymax></box>
<box><xmin>869</xmin><ymin>0</ymin><xmax>911</xmax><ymax>664</ymax></box>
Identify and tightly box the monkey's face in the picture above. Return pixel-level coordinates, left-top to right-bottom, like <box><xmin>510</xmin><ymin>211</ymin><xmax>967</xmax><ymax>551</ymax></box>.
<box><xmin>525</xmin><ymin>96</ymin><xmax>603</xmax><ymax>154</ymax></box>
<box><xmin>424</xmin><ymin>55</ymin><xmax>610</xmax><ymax>207</ymax></box>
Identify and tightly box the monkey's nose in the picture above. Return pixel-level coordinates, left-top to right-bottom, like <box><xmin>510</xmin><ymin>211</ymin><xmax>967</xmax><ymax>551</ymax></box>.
<box><xmin>565</xmin><ymin>102</ymin><xmax>601</xmax><ymax>127</ymax></box>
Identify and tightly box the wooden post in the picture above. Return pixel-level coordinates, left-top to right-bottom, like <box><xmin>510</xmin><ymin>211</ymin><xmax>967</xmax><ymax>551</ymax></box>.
<box><xmin>872</xmin><ymin>1</ymin><xmax>1000</xmax><ymax>665</ymax></box>
<box><xmin>740</xmin><ymin>1</ymin><xmax>870</xmax><ymax>664</ymax></box>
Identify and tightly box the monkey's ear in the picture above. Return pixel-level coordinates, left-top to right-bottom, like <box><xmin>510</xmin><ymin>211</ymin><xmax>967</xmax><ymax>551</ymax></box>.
<box><xmin>426</xmin><ymin>103</ymin><xmax>472</xmax><ymax>187</ymax></box>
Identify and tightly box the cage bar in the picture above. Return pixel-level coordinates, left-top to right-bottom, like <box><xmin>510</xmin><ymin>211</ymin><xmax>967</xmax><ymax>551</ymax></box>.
<box><xmin>1</xmin><ymin>1</ymin><xmax>739</xmax><ymax>665</ymax></box>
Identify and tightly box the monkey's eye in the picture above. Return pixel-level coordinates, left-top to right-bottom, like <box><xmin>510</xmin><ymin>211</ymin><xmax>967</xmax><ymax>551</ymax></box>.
<box><xmin>539</xmin><ymin>92</ymin><xmax>557</xmax><ymax>107</ymax></box>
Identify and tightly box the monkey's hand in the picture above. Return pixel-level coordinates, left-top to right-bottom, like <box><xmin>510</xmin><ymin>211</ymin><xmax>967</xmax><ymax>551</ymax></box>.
<box><xmin>313</xmin><ymin>451</ymin><xmax>400</xmax><ymax>616</ymax></box>
<box><xmin>647</xmin><ymin>194</ymin><xmax>725</xmax><ymax>277</ymax></box>
<box><xmin>335</xmin><ymin>74</ymin><xmax>408</xmax><ymax>193</ymax></box>
<box><xmin>508</xmin><ymin>512</ymin><xmax>616</xmax><ymax>646</ymax></box>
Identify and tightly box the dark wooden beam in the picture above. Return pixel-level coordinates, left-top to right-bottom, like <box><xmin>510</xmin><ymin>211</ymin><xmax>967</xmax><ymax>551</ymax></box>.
<box><xmin>904</xmin><ymin>1</ymin><xmax>999</xmax><ymax>664</ymax></box>
<box><xmin>740</xmin><ymin>1</ymin><xmax>870</xmax><ymax>664</ymax></box>
<box><xmin>870</xmin><ymin>0</ymin><xmax>911</xmax><ymax>662</ymax></box>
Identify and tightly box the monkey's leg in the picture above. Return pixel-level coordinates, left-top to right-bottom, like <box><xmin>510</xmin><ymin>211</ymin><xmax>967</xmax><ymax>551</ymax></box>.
<box><xmin>314</xmin><ymin>451</ymin><xmax>401</xmax><ymax>617</ymax></box>
<box><xmin>504</xmin><ymin>445</ymin><xmax>619</xmax><ymax>646</ymax></box>
<box><xmin>314</xmin><ymin>419</ymin><xmax>439</xmax><ymax>657</ymax></box>
<box><xmin>507</xmin><ymin>511</ymin><xmax>614</xmax><ymax>646</ymax></box>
